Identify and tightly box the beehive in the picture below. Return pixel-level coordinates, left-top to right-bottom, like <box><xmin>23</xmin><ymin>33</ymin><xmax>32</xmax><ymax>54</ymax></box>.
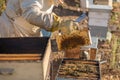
<box><xmin>0</xmin><ymin>37</ymin><xmax>51</xmax><ymax>80</ymax></box>
<box><xmin>56</xmin><ymin>59</ymin><xmax>101</xmax><ymax>80</ymax></box>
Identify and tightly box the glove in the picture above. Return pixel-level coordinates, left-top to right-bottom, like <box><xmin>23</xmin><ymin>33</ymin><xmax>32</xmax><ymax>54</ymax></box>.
<box><xmin>50</xmin><ymin>13</ymin><xmax>61</xmax><ymax>32</ymax></box>
<box><xmin>57</xmin><ymin>20</ymin><xmax>80</xmax><ymax>34</ymax></box>
<box><xmin>50</xmin><ymin>13</ymin><xmax>80</xmax><ymax>33</ymax></box>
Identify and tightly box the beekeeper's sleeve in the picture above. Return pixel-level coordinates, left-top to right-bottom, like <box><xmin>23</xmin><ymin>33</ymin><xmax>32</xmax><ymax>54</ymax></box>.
<box><xmin>20</xmin><ymin>0</ymin><xmax>55</xmax><ymax>31</ymax></box>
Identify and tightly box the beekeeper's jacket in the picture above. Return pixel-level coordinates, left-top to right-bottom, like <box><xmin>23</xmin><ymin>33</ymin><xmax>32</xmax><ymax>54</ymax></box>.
<box><xmin>0</xmin><ymin>0</ymin><xmax>55</xmax><ymax>37</ymax></box>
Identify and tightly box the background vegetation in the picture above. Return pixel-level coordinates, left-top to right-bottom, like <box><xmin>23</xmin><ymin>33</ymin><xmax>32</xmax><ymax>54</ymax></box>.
<box><xmin>0</xmin><ymin>0</ymin><xmax>6</xmax><ymax>15</ymax></box>
<box><xmin>109</xmin><ymin>2</ymin><xmax>120</xmax><ymax>29</ymax></box>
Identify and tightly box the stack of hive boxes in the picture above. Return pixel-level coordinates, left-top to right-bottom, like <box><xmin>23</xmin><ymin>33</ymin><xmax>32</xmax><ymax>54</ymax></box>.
<box><xmin>88</xmin><ymin>0</ymin><xmax>113</xmax><ymax>40</ymax></box>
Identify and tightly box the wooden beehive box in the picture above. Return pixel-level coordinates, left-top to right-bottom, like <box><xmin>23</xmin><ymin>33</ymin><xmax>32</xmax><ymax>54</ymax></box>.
<box><xmin>0</xmin><ymin>37</ymin><xmax>51</xmax><ymax>80</ymax></box>
<box><xmin>56</xmin><ymin>59</ymin><xmax>101</xmax><ymax>80</ymax></box>
<box><xmin>64</xmin><ymin>47</ymin><xmax>80</xmax><ymax>59</ymax></box>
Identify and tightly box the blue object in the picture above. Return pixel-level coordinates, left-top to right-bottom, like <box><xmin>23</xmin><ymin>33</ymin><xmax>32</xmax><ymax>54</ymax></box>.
<box><xmin>41</xmin><ymin>29</ymin><xmax>51</xmax><ymax>37</ymax></box>
<box><xmin>75</xmin><ymin>13</ymin><xmax>87</xmax><ymax>22</ymax></box>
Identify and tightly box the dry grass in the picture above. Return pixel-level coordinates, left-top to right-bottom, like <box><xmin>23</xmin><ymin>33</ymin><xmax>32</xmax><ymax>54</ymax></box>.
<box><xmin>109</xmin><ymin>2</ymin><xmax>120</xmax><ymax>28</ymax></box>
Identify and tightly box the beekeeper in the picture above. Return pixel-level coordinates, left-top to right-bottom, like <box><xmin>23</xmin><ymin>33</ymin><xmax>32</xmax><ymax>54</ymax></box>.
<box><xmin>0</xmin><ymin>0</ymin><xmax>63</xmax><ymax>37</ymax></box>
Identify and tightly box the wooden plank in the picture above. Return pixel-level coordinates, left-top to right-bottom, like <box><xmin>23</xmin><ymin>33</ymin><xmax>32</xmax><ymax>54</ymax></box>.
<box><xmin>0</xmin><ymin>54</ymin><xmax>42</xmax><ymax>57</ymax></box>
<box><xmin>63</xmin><ymin>59</ymin><xmax>99</xmax><ymax>65</ymax></box>
<box><xmin>0</xmin><ymin>57</ymin><xmax>41</xmax><ymax>61</ymax></box>
<box><xmin>90</xmin><ymin>48</ymin><xmax>97</xmax><ymax>60</ymax></box>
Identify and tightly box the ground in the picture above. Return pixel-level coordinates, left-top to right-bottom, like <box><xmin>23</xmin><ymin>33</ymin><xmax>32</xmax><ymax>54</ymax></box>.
<box><xmin>51</xmin><ymin>1</ymin><xmax>120</xmax><ymax>80</ymax></box>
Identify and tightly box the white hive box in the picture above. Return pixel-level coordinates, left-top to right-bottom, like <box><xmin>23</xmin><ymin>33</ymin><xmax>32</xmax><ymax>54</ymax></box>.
<box><xmin>88</xmin><ymin>5</ymin><xmax>112</xmax><ymax>27</ymax></box>
<box><xmin>89</xmin><ymin>18</ymin><xmax>109</xmax><ymax>27</ymax></box>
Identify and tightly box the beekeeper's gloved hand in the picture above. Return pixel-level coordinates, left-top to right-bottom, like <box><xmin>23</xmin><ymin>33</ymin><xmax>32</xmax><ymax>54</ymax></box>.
<box><xmin>57</xmin><ymin>20</ymin><xmax>80</xmax><ymax>34</ymax></box>
<box><xmin>49</xmin><ymin>13</ymin><xmax>80</xmax><ymax>33</ymax></box>
<box><xmin>49</xmin><ymin>13</ymin><xmax>61</xmax><ymax>32</ymax></box>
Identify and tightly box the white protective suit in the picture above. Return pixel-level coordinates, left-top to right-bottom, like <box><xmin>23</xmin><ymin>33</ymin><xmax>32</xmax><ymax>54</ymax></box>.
<box><xmin>0</xmin><ymin>0</ymin><xmax>56</xmax><ymax>37</ymax></box>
